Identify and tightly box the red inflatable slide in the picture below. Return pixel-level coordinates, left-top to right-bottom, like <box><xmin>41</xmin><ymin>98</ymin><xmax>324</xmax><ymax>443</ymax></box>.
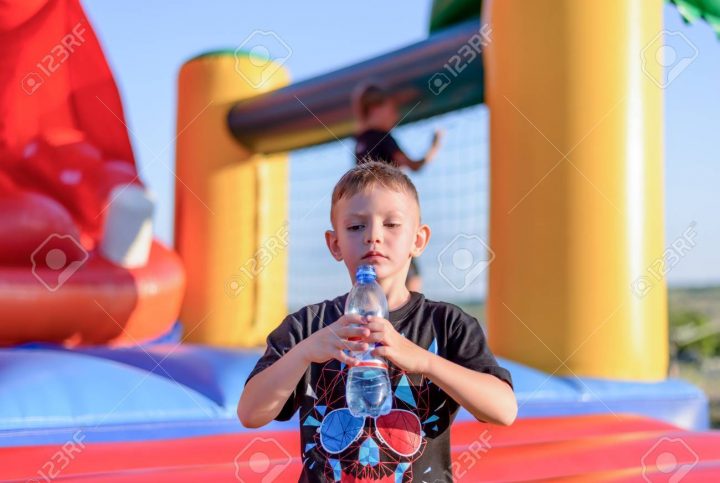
<box><xmin>0</xmin><ymin>0</ymin><xmax>183</xmax><ymax>346</ymax></box>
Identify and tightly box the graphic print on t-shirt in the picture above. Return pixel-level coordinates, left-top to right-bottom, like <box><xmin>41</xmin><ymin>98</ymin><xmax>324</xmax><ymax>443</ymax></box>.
<box><xmin>244</xmin><ymin>292</ymin><xmax>513</xmax><ymax>482</ymax></box>
<box><xmin>301</xmin><ymin>337</ymin><xmax>449</xmax><ymax>482</ymax></box>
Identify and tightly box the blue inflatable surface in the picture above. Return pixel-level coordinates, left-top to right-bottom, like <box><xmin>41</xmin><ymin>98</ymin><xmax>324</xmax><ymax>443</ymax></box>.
<box><xmin>0</xmin><ymin>344</ymin><xmax>708</xmax><ymax>447</ymax></box>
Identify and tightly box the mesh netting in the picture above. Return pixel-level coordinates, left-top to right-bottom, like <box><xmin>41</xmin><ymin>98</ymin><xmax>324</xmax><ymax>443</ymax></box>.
<box><xmin>288</xmin><ymin>104</ymin><xmax>490</xmax><ymax>310</ymax></box>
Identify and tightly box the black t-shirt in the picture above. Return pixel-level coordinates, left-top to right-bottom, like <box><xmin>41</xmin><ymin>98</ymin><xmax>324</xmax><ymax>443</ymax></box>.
<box><xmin>354</xmin><ymin>129</ymin><xmax>401</xmax><ymax>166</ymax></box>
<box><xmin>245</xmin><ymin>292</ymin><xmax>513</xmax><ymax>483</ymax></box>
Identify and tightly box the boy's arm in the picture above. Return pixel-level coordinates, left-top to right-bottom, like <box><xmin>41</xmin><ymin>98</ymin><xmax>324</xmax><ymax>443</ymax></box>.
<box><xmin>365</xmin><ymin>314</ymin><xmax>516</xmax><ymax>426</ymax></box>
<box><xmin>237</xmin><ymin>340</ymin><xmax>310</xmax><ymax>428</ymax></box>
<box><xmin>422</xmin><ymin>352</ymin><xmax>517</xmax><ymax>426</ymax></box>
<box><xmin>392</xmin><ymin>150</ymin><xmax>425</xmax><ymax>172</ymax></box>
<box><xmin>239</xmin><ymin>315</ymin><xmax>368</xmax><ymax>429</ymax></box>
<box><xmin>392</xmin><ymin>129</ymin><xmax>443</xmax><ymax>171</ymax></box>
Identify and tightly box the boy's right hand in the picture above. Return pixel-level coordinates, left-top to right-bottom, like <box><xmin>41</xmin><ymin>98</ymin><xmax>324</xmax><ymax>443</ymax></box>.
<box><xmin>299</xmin><ymin>314</ymin><xmax>370</xmax><ymax>367</ymax></box>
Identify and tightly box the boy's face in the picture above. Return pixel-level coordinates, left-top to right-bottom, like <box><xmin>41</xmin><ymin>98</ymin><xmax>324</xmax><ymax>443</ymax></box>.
<box><xmin>326</xmin><ymin>185</ymin><xmax>430</xmax><ymax>285</ymax></box>
<box><xmin>371</xmin><ymin>100</ymin><xmax>399</xmax><ymax>131</ymax></box>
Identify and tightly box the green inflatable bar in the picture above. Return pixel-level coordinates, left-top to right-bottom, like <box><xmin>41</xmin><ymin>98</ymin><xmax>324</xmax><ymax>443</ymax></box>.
<box><xmin>430</xmin><ymin>0</ymin><xmax>720</xmax><ymax>36</ymax></box>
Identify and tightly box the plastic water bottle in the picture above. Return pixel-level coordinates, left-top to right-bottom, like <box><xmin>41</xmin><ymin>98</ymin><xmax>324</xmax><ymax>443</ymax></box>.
<box><xmin>345</xmin><ymin>265</ymin><xmax>392</xmax><ymax>417</ymax></box>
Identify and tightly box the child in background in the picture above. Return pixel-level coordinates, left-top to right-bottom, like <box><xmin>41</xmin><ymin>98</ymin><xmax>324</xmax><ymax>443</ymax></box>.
<box><xmin>238</xmin><ymin>161</ymin><xmax>516</xmax><ymax>483</ymax></box>
<box><xmin>352</xmin><ymin>83</ymin><xmax>443</xmax><ymax>293</ymax></box>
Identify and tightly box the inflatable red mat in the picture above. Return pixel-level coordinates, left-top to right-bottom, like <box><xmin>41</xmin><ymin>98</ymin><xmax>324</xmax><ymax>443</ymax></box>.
<box><xmin>3</xmin><ymin>414</ymin><xmax>719</xmax><ymax>482</ymax></box>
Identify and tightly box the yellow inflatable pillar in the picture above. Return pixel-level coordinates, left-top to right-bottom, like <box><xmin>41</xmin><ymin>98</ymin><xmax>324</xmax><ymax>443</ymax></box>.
<box><xmin>175</xmin><ymin>51</ymin><xmax>289</xmax><ymax>347</ymax></box>
<box><xmin>485</xmin><ymin>0</ymin><xmax>667</xmax><ymax>380</ymax></box>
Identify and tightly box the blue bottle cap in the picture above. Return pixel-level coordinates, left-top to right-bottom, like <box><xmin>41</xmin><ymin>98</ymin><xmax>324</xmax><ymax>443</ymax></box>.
<box><xmin>355</xmin><ymin>264</ymin><xmax>376</xmax><ymax>283</ymax></box>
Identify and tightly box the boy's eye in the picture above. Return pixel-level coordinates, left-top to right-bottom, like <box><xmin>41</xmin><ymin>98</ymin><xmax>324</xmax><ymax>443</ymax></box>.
<box><xmin>346</xmin><ymin>223</ymin><xmax>400</xmax><ymax>231</ymax></box>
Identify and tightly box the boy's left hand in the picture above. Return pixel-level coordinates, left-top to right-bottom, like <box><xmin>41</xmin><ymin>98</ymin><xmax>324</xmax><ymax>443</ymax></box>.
<box><xmin>361</xmin><ymin>316</ymin><xmax>430</xmax><ymax>374</ymax></box>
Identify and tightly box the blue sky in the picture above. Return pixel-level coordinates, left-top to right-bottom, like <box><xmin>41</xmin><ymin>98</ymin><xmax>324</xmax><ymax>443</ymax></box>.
<box><xmin>82</xmin><ymin>1</ymin><xmax>719</xmax><ymax>287</ymax></box>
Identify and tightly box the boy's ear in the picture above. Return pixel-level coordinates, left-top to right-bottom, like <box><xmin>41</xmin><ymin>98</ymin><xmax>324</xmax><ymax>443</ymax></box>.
<box><xmin>410</xmin><ymin>223</ymin><xmax>431</xmax><ymax>257</ymax></box>
<box><xmin>325</xmin><ymin>229</ymin><xmax>343</xmax><ymax>261</ymax></box>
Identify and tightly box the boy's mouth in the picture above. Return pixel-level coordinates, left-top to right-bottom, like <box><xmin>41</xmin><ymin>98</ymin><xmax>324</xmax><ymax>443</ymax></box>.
<box><xmin>362</xmin><ymin>250</ymin><xmax>387</xmax><ymax>260</ymax></box>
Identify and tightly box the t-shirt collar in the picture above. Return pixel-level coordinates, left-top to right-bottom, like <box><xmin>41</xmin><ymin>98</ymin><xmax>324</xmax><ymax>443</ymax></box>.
<box><xmin>338</xmin><ymin>291</ymin><xmax>423</xmax><ymax>324</ymax></box>
<box><xmin>389</xmin><ymin>291</ymin><xmax>424</xmax><ymax>323</ymax></box>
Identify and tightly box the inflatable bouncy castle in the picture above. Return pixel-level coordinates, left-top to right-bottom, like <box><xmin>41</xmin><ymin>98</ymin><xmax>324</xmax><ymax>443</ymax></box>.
<box><xmin>2</xmin><ymin>0</ymin><xmax>720</xmax><ymax>481</ymax></box>
<box><xmin>0</xmin><ymin>0</ymin><xmax>184</xmax><ymax>347</ymax></box>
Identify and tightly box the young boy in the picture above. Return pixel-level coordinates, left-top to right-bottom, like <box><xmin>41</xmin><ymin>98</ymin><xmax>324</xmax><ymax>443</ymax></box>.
<box><xmin>352</xmin><ymin>83</ymin><xmax>443</xmax><ymax>293</ymax></box>
<box><xmin>238</xmin><ymin>162</ymin><xmax>516</xmax><ymax>482</ymax></box>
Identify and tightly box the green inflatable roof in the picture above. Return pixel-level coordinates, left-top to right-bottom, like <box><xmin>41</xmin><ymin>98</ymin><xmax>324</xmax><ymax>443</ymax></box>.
<box><xmin>429</xmin><ymin>0</ymin><xmax>720</xmax><ymax>38</ymax></box>
<box><xmin>429</xmin><ymin>0</ymin><xmax>481</xmax><ymax>33</ymax></box>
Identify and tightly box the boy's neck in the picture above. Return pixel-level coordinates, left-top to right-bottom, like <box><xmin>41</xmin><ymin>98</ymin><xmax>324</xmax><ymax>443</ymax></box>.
<box><xmin>376</xmin><ymin>276</ymin><xmax>413</xmax><ymax>312</ymax></box>
<box><xmin>359</xmin><ymin>117</ymin><xmax>388</xmax><ymax>132</ymax></box>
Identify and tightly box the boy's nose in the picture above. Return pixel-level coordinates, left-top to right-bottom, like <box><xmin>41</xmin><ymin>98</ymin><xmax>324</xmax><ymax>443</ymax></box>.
<box><xmin>365</xmin><ymin>234</ymin><xmax>381</xmax><ymax>244</ymax></box>
<box><xmin>365</xmin><ymin>225</ymin><xmax>382</xmax><ymax>244</ymax></box>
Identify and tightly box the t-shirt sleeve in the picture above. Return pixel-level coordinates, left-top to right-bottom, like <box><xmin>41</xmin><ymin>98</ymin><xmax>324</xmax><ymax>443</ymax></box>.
<box><xmin>446</xmin><ymin>312</ymin><xmax>513</xmax><ymax>389</ymax></box>
<box><xmin>244</xmin><ymin>315</ymin><xmax>306</xmax><ymax>421</ymax></box>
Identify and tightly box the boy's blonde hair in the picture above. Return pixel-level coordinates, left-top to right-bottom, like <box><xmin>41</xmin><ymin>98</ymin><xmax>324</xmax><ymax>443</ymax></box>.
<box><xmin>330</xmin><ymin>161</ymin><xmax>420</xmax><ymax>225</ymax></box>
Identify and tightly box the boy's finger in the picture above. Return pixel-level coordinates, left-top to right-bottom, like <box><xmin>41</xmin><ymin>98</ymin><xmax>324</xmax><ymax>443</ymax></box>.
<box><xmin>341</xmin><ymin>314</ymin><xmax>364</xmax><ymax>325</ymax></box>
<box><xmin>345</xmin><ymin>325</ymin><xmax>370</xmax><ymax>337</ymax></box>
<box><xmin>365</xmin><ymin>315</ymin><xmax>389</xmax><ymax>325</ymax></box>
<box><xmin>361</xmin><ymin>314</ymin><xmax>376</xmax><ymax>324</ymax></box>
<box><xmin>334</xmin><ymin>338</ymin><xmax>365</xmax><ymax>352</ymax></box>
<box><xmin>363</xmin><ymin>321</ymin><xmax>387</xmax><ymax>333</ymax></box>
<box><xmin>346</xmin><ymin>340</ymin><xmax>369</xmax><ymax>352</ymax></box>
<box><xmin>336</xmin><ymin>351</ymin><xmax>359</xmax><ymax>367</ymax></box>
<box><xmin>333</xmin><ymin>325</ymin><xmax>365</xmax><ymax>341</ymax></box>
<box><xmin>365</xmin><ymin>332</ymin><xmax>384</xmax><ymax>343</ymax></box>
<box><xmin>372</xmin><ymin>346</ymin><xmax>389</xmax><ymax>358</ymax></box>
